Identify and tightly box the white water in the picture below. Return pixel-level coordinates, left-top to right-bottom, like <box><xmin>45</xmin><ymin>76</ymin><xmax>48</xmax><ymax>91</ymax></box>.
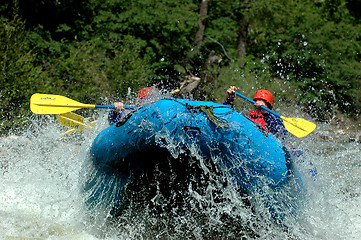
<box><xmin>0</xmin><ymin>113</ymin><xmax>360</xmax><ymax>239</ymax></box>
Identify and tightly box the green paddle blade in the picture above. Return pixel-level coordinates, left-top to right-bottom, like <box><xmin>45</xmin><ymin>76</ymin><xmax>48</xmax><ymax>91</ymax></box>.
<box><xmin>30</xmin><ymin>93</ymin><xmax>95</xmax><ymax>114</ymax></box>
<box><xmin>280</xmin><ymin>116</ymin><xmax>316</xmax><ymax>138</ymax></box>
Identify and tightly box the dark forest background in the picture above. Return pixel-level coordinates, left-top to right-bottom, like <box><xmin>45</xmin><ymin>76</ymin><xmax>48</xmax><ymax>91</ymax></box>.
<box><xmin>1</xmin><ymin>0</ymin><xmax>360</xmax><ymax>133</ymax></box>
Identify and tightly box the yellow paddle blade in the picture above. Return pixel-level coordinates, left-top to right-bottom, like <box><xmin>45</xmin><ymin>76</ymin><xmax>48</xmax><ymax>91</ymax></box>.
<box><xmin>280</xmin><ymin>116</ymin><xmax>316</xmax><ymax>138</ymax></box>
<box><xmin>59</xmin><ymin>128</ymin><xmax>77</xmax><ymax>136</ymax></box>
<box><xmin>30</xmin><ymin>93</ymin><xmax>95</xmax><ymax>114</ymax></box>
<box><xmin>59</xmin><ymin>111</ymin><xmax>85</xmax><ymax>123</ymax></box>
<box><xmin>56</xmin><ymin>112</ymin><xmax>95</xmax><ymax>131</ymax></box>
<box><xmin>171</xmin><ymin>89</ymin><xmax>180</xmax><ymax>94</ymax></box>
<box><xmin>57</xmin><ymin>112</ymin><xmax>96</xmax><ymax>135</ymax></box>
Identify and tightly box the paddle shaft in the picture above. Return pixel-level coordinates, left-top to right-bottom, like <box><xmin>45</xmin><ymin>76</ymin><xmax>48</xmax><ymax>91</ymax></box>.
<box><xmin>234</xmin><ymin>91</ymin><xmax>317</xmax><ymax>138</ymax></box>
<box><xmin>95</xmin><ymin>105</ymin><xmax>134</xmax><ymax>110</ymax></box>
<box><xmin>32</xmin><ymin>102</ymin><xmax>134</xmax><ymax>110</ymax></box>
<box><xmin>234</xmin><ymin>91</ymin><xmax>281</xmax><ymax>118</ymax></box>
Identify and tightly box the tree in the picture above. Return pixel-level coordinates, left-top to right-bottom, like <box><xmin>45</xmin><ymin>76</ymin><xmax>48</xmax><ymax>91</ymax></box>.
<box><xmin>236</xmin><ymin>1</ymin><xmax>252</xmax><ymax>60</ymax></box>
<box><xmin>194</xmin><ymin>0</ymin><xmax>210</xmax><ymax>46</ymax></box>
<box><xmin>0</xmin><ymin>4</ymin><xmax>45</xmax><ymax>132</ymax></box>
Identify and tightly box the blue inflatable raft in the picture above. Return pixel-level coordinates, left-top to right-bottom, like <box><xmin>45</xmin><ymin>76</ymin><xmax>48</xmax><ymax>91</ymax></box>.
<box><xmin>81</xmin><ymin>98</ymin><xmax>303</xmax><ymax>216</ymax></box>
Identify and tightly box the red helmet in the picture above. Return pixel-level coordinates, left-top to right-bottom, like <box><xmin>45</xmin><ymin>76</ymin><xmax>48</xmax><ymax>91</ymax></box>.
<box><xmin>137</xmin><ymin>87</ymin><xmax>152</xmax><ymax>99</ymax></box>
<box><xmin>253</xmin><ymin>90</ymin><xmax>274</xmax><ymax>108</ymax></box>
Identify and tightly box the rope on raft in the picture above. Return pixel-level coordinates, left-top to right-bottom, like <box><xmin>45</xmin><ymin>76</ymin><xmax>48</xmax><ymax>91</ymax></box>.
<box><xmin>199</xmin><ymin>105</ymin><xmax>231</xmax><ymax>128</ymax></box>
<box><xmin>115</xmin><ymin>98</ymin><xmax>235</xmax><ymax>128</ymax></box>
<box><xmin>170</xmin><ymin>98</ymin><xmax>234</xmax><ymax>128</ymax></box>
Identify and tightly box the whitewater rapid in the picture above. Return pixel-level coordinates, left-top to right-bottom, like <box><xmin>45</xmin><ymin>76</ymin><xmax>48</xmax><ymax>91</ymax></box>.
<box><xmin>0</xmin><ymin>113</ymin><xmax>360</xmax><ymax>239</ymax></box>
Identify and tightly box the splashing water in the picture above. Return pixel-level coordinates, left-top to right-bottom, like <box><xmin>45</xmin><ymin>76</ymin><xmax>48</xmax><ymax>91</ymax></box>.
<box><xmin>0</xmin><ymin>112</ymin><xmax>360</xmax><ymax>239</ymax></box>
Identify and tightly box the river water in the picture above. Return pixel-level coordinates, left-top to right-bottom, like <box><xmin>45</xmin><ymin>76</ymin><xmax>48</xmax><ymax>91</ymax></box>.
<box><xmin>0</xmin><ymin>112</ymin><xmax>360</xmax><ymax>239</ymax></box>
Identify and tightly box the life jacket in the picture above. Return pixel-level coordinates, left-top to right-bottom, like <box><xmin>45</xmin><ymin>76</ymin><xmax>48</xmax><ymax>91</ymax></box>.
<box><xmin>248</xmin><ymin>111</ymin><xmax>269</xmax><ymax>132</ymax></box>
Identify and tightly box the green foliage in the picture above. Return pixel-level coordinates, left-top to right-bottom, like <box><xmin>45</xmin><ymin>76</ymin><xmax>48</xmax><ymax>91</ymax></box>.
<box><xmin>247</xmin><ymin>0</ymin><xmax>361</xmax><ymax>120</ymax></box>
<box><xmin>1</xmin><ymin>0</ymin><xmax>361</xmax><ymax>134</ymax></box>
<box><xmin>198</xmin><ymin>1</ymin><xmax>245</xmax><ymax>61</ymax></box>
<box><xmin>346</xmin><ymin>0</ymin><xmax>361</xmax><ymax>20</ymax></box>
<box><xmin>104</xmin><ymin>36</ymin><xmax>153</xmax><ymax>100</ymax></box>
<box><xmin>39</xmin><ymin>35</ymin><xmax>152</xmax><ymax>104</ymax></box>
<box><xmin>90</xmin><ymin>0</ymin><xmax>199</xmax><ymax>77</ymax></box>
<box><xmin>0</xmin><ymin>6</ymin><xmax>46</xmax><ymax>132</ymax></box>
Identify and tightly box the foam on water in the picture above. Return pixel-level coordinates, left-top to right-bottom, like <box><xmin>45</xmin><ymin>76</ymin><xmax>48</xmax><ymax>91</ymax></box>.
<box><xmin>0</xmin><ymin>113</ymin><xmax>360</xmax><ymax>239</ymax></box>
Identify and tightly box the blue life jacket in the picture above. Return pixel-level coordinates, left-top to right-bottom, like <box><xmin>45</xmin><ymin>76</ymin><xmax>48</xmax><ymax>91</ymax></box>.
<box><xmin>108</xmin><ymin>111</ymin><xmax>129</xmax><ymax>125</ymax></box>
<box><xmin>263</xmin><ymin>113</ymin><xmax>289</xmax><ymax>140</ymax></box>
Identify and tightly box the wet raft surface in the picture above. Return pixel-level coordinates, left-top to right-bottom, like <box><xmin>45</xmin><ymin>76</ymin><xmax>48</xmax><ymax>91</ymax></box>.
<box><xmin>81</xmin><ymin>98</ymin><xmax>303</xmax><ymax>237</ymax></box>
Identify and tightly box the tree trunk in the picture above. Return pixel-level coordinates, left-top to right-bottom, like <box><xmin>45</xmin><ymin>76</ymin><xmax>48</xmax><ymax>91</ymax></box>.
<box><xmin>194</xmin><ymin>0</ymin><xmax>210</xmax><ymax>46</ymax></box>
<box><xmin>236</xmin><ymin>13</ymin><xmax>249</xmax><ymax>60</ymax></box>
